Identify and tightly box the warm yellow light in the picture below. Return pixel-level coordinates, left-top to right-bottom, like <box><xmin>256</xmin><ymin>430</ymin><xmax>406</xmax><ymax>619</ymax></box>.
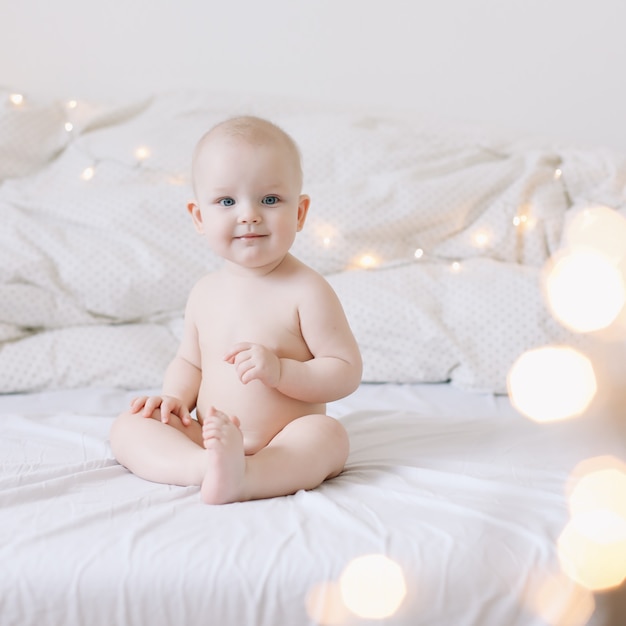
<box><xmin>513</xmin><ymin>214</ymin><xmax>528</xmax><ymax>227</ymax></box>
<box><xmin>67</xmin><ymin>99</ymin><xmax>78</xmax><ymax>109</ymax></box>
<box><xmin>323</xmin><ymin>237</ymin><xmax>331</xmax><ymax>248</ymax></box>
<box><xmin>9</xmin><ymin>93</ymin><xmax>24</xmax><ymax>106</ymax></box>
<box><xmin>305</xmin><ymin>581</ymin><xmax>351</xmax><ymax>625</ymax></box>
<box><xmin>570</xmin><ymin>470</ymin><xmax>626</xmax><ymax>521</ymax></box>
<box><xmin>472</xmin><ymin>230</ymin><xmax>490</xmax><ymax>248</ymax></box>
<box><xmin>522</xmin><ymin>569</ymin><xmax>595</xmax><ymax>626</ymax></box>
<box><xmin>554</xmin><ymin>168</ymin><xmax>563</xmax><ymax>180</ymax></box>
<box><xmin>356</xmin><ymin>253</ymin><xmax>380</xmax><ymax>269</ymax></box>
<box><xmin>339</xmin><ymin>554</ymin><xmax>406</xmax><ymax>620</ymax></box>
<box><xmin>81</xmin><ymin>166</ymin><xmax>95</xmax><ymax>181</ymax></box>
<box><xmin>544</xmin><ymin>249</ymin><xmax>625</xmax><ymax>333</ymax></box>
<box><xmin>134</xmin><ymin>146</ymin><xmax>151</xmax><ymax>161</ymax></box>
<box><xmin>507</xmin><ymin>346</ymin><xmax>597</xmax><ymax>422</ymax></box>
<box><xmin>558</xmin><ymin>518</ymin><xmax>626</xmax><ymax>591</ymax></box>
<box><xmin>564</xmin><ymin>206</ymin><xmax>626</xmax><ymax>265</ymax></box>
<box><xmin>450</xmin><ymin>261</ymin><xmax>461</xmax><ymax>272</ymax></box>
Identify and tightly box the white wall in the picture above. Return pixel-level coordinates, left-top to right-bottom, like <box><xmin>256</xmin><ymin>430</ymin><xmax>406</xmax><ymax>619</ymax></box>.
<box><xmin>2</xmin><ymin>0</ymin><xmax>625</xmax><ymax>152</ymax></box>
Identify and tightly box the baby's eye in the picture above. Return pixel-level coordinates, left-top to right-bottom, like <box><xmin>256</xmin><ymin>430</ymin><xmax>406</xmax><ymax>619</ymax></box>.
<box><xmin>262</xmin><ymin>195</ymin><xmax>279</xmax><ymax>206</ymax></box>
<box><xmin>219</xmin><ymin>197</ymin><xmax>235</xmax><ymax>207</ymax></box>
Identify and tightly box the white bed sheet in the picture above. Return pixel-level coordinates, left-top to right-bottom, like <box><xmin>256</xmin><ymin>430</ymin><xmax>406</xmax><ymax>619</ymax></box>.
<box><xmin>1</xmin><ymin>383</ymin><xmax>625</xmax><ymax>626</ymax></box>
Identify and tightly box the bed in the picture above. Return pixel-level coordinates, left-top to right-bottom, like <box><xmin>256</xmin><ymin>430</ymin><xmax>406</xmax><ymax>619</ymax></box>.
<box><xmin>2</xmin><ymin>88</ymin><xmax>626</xmax><ymax>626</ymax></box>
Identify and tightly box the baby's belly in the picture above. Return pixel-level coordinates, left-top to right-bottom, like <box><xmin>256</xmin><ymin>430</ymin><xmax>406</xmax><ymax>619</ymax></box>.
<box><xmin>196</xmin><ymin>363</ymin><xmax>325</xmax><ymax>454</ymax></box>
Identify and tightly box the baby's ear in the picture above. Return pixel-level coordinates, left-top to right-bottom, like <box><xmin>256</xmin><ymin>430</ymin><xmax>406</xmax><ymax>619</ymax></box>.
<box><xmin>188</xmin><ymin>201</ymin><xmax>204</xmax><ymax>234</ymax></box>
<box><xmin>296</xmin><ymin>195</ymin><xmax>310</xmax><ymax>232</ymax></box>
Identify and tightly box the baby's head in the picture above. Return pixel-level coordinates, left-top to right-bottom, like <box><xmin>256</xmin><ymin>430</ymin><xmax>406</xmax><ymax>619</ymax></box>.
<box><xmin>191</xmin><ymin>116</ymin><xmax>304</xmax><ymax>195</ymax></box>
<box><xmin>188</xmin><ymin>116</ymin><xmax>310</xmax><ymax>271</ymax></box>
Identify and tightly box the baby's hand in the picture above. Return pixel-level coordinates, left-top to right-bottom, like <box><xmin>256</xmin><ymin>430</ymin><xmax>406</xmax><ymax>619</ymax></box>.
<box><xmin>129</xmin><ymin>394</ymin><xmax>193</xmax><ymax>426</ymax></box>
<box><xmin>224</xmin><ymin>342</ymin><xmax>281</xmax><ymax>388</ymax></box>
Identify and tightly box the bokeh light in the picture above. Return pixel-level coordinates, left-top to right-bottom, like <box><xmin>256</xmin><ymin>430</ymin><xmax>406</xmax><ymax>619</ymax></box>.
<box><xmin>507</xmin><ymin>346</ymin><xmax>597</xmax><ymax>422</ymax></box>
<box><xmin>564</xmin><ymin>206</ymin><xmax>626</xmax><ymax>265</ymax></box>
<box><xmin>544</xmin><ymin>249</ymin><xmax>625</xmax><ymax>333</ymax></box>
<box><xmin>339</xmin><ymin>554</ymin><xmax>406</xmax><ymax>620</ymax></box>
<box><xmin>557</xmin><ymin>517</ymin><xmax>626</xmax><ymax>591</ymax></box>
<box><xmin>522</xmin><ymin>569</ymin><xmax>595</xmax><ymax>626</ymax></box>
<box><xmin>568</xmin><ymin>464</ymin><xmax>626</xmax><ymax>521</ymax></box>
<box><xmin>305</xmin><ymin>581</ymin><xmax>351</xmax><ymax>625</ymax></box>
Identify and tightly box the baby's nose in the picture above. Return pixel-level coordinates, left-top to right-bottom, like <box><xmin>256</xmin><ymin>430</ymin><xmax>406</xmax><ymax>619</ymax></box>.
<box><xmin>238</xmin><ymin>204</ymin><xmax>261</xmax><ymax>223</ymax></box>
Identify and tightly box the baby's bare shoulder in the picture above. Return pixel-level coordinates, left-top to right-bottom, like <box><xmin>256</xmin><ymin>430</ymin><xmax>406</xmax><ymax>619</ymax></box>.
<box><xmin>186</xmin><ymin>272</ymin><xmax>220</xmax><ymax>306</ymax></box>
<box><xmin>286</xmin><ymin>257</ymin><xmax>338</xmax><ymax>300</ymax></box>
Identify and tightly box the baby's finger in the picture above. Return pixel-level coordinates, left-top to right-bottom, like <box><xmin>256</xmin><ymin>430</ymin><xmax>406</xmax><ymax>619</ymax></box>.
<box><xmin>223</xmin><ymin>342</ymin><xmax>252</xmax><ymax>363</ymax></box>
<box><xmin>142</xmin><ymin>395</ymin><xmax>162</xmax><ymax>417</ymax></box>
<box><xmin>180</xmin><ymin>409</ymin><xmax>192</xmax><ymax>426</ymax></box>
<box><xmin>129</xmin><ymin>396</ymin><xmax>146</xmax><ymax>412</ymax></box>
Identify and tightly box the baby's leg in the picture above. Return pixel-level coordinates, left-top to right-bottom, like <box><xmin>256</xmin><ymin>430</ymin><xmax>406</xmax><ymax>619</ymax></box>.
<box><xmin>200</xmin><ymin>411</ymin><xmax>349</xmax><ymax>504</ymax></box>
<box><xmin>110</xmin><ymin>410</ymin><xmax>206</xmax><ymax>487</ymax></box>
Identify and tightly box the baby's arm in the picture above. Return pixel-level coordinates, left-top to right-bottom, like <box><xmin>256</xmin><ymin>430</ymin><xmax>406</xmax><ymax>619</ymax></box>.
<box><xmin>226</xmin><ymin>275</ymin><xmax>362</xmax><ymax>403</ymax></box>
<box><xmin>131</xmin><ymin>287</ymin><xmax>202</xmax><ymax>425</ymax></box>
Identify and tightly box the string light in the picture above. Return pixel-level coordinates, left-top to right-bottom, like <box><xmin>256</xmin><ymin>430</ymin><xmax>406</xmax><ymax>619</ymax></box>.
<box><xmin>472</xmin><ymin>230</ymin><xmax>490</xmax><ymax>248</ymax></box>
<box><xmin>81</xmin><ymin>166</ymin><xmax>95</xmax><ymax>181</ymax></box>
<box><xmin>450</xmin><ymin>261</ymin><xmax>461</xmax><ymax>272</ymax></box>
<box><xmin>414</xmin><ymin>248</ymin><xmax>424</xmax><ymax>259</ymax></box>
<box><xmin>66</xmin><ymin>99</ymin><xmax>78</xmax><ymax>109</ymax></box>
<box><xmin>355</xmin><ymin>253</ymin><xmax>381</xmax><ymax>269</ymax></box>
<box><xmin>9</xmin><ymin>93</ymin><xmax>24</xmax><ymax>106</ymax></box>
<box><xmin>64</xmin><ymin>122</ymin><xmax>74</xmax><ymax>133</ymax></box>
<box><xmin>134</xmin><ymin>146</ymin><xmax>151</xmax><ymax>162</ymax></box>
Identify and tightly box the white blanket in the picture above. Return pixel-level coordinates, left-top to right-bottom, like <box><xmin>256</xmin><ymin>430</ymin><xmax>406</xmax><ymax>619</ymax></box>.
<box><xmin>2</xmin><ymin>383</ymin><xmax>624</xmax><ymax>626</ymax></box>
<box><xmin>1</xmin><ymin>89</ymin><xmax>625</xmax><ymax>393</ymax></box>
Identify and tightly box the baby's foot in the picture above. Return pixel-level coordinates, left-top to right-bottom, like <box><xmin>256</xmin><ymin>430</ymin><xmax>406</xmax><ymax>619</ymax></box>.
<box><xmin>200</xmin><ymin>407</ymin><xmax>246</xmax><ymax>504</ymax></box>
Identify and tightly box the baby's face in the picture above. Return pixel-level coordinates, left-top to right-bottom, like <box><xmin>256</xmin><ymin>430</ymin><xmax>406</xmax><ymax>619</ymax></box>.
<box><xmin>189</xmin><ymin>135</ymin><xmax>308</xmax><ymax>273</ymax></box>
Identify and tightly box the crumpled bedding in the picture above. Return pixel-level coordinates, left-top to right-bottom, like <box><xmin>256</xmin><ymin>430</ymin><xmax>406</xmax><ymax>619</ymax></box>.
<box><xmin>2</xmin><ymin>383</ymin><xmax>624</xmax><ymax>626</ymax></box>
<box><xmin>1</xmin><ymin>89</ymin><xmax>625</xmax><ymax>393</ymax></box>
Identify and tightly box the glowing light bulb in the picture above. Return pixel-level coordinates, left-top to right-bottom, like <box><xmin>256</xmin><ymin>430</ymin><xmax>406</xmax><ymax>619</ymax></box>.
<box><xmin>513</xmin><ymin>215</ymin><xmax>527</xmax><ymax>227</ymax></box>
<box><xmin>507</xmin><ymin>346</ymin><xmax>597</xmax><ymax>422</ymax></box>
<box><xmin>134</xmin><ymin>146</ymin><xmax>151</xmax><ymax>161</ymax></box>
<box><xmin>323</xmin><ymin>237</ymin><xmax>331</xmax><ymax>248</ymax></box>
<box><xmin>450</xmin><ymin>261</ymin><xmax>461</xmax><ymax>272</ymax></box>
<box><xmin>67</xmin><ymin>99</ymin><xmax>78</xmax><ymax>109</ymax></box>
<box><xmin>339</xmin><ymin>554</ymin><xmax>406</xmax><ymax>620</ymax></box>
<box><xmin>414</xmin><ymin>248</ymin><xmax>424</xmax><ymax>259</ymax></box>
<box><xmin>64</xmin><ymin>122</ymin><xmax>74</xmax><ymax>132</ymax></box>
<box><xmin>9</xmin><ymin>93</ymin><xmax>24</xmax><ymax>106</ymax></box>
<box><xmin>81</xmin><ymin>166</ymin><xmax>95</xmax><ymax>181</ymax></box>
<box><xmin>554</xmin><ymin>168</ymin><xmax>563</xmax><ymax>180</ymax></box>
<box><xmin>544</xmin><ymin>249</ymin><xmax>625</xmax><ymax>333</ymax></box>
<box><xmin>472</xmin><ymin>230</ymin><xmax>490</xmax><ymax>248</ymax></box>
<box><xmin>356</xmin><ymin>253</ymin><xmax>380</xmax><ymax>269</ymax></box>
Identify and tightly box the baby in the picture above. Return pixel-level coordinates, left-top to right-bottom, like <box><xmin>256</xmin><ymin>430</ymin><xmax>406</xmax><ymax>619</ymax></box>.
<box><xmin>110</xmin><ymin>116</ymin><xmax>362</xmax><ymax>504</ymax></box>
